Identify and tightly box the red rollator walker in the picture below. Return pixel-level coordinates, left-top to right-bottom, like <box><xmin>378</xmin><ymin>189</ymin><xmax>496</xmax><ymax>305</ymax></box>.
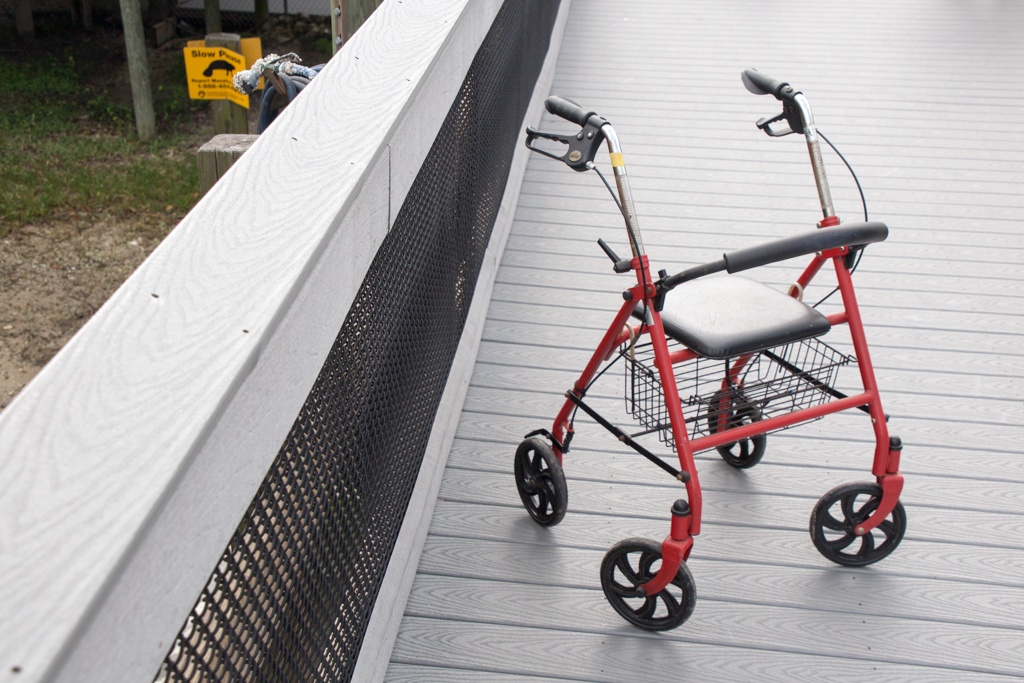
<box><xmin>515</xmin><ymin>70</ymin><xmax>907</xmax><ymax>631</ymax></box>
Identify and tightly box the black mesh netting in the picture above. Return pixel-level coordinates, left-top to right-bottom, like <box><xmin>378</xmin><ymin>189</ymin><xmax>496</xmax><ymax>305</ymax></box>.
<box><xmin>156</xmin><ymin>1</ymin><xmax>559</xmax><ymax>681</ymax></box>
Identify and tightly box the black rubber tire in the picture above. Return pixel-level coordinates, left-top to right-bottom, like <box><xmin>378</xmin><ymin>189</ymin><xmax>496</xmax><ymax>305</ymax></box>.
<box><xmin>706</xmin><ymin>390</ymin><xmax>767</xmax><ymax>468</ymax></box>
<box><xmin>810</xmin><ymin>482</ymin><xmax>907</xmax><ymax>566</ymax></box>
<box><xmin>600</xmin><ymin>537</ymin><xmax>696</xmax><ymax>631</ymax></box>
<box><xmin>514</xmin><ymin>437</ymin><xmax>568</xmax><ymax>526</ymax></box>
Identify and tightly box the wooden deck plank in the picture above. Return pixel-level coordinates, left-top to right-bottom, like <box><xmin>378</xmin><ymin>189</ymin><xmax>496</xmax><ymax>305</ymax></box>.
<box><xmin>443</xmin><ymin>437</ymin><xmax>1024</xmax><ymax>519</ymax></box>
<box><xmin>499</xmin><ymin>250</ymin><xmax>1023</xmax><ymax>291</ymax></box>
<box><xmin>473</xmin><ymin>339</ymin><xmax>1024</xmax><ymax>399</ymax></box>
<box><xmin>400</xmin><ymin>567</ymin><xmax>1024</xmax><ymax>674</ymax></box>
<box><xmin>454</xmin><ymin>379</ymin><xmax>1024</xmax><ymax>463</ymax></box>
<box><xmin>426</xmin><ymin>499</ymin><xmax>1024</xmax><ymax>590</ymax></box>
<box><xmin>520</xmin><ymin>164</ymin><xmax>1024</xmax><ymax>202</ymax></box>
<box><xmin>436</xmin><ymin>467</ymin><xmax>1024</xmax><ymax>552</ymax></box>
<box><xmin>483</xmin><ymin>283</ymin><xmax>1024</xmax><ymax>340</ymax></box>
<box><xmin>386</xmin><ymin>664</ymin><xmax>586</xmax><ymax>683</ymax></box>
<box><xmin>402</xmin><ymin>573</ymin><xmax>1023</xmax><ymax>676</ymax></box>
<box><xmin>388</xmin><ymin>0</ymin><xmax>1024</xmax><ymax>679</ymax></box>
<box><xmin>458</xmin><ymin>372</ymin><xmax>1022</xmax><ymax>452</ymax></box>
<box><xmin>517</xmin><ymin>184</ymin><xmax>1024</xmax><ymax>224</ymax></box>
<box><xmin>454</xmin><ymin>405</ymin><xmax>1024</xmax><ymax>485</ymax></box>
<box><xmin>389</xmin><ymin>619</ymin><xmax>1016</xmax><ymax>683</ymax></box>
<box><xmin>479</xmin><ymin>316</ymin><xmax>1023</xmax><ymax>372</ymax></box>
<box><xmin>516</xmin><ymin>221</ymin><xmax>1024</xmax><ymax>253</ymax></box>
<box><xmin>455</xmin><ymin>414</ymin><xmax>1024</xmax><ymax>496</ymax></box>
<box><xmin>462</xmin><ymin>356</ymin><xmax>1022</xmax><ymax>422</ymax></box>
<box><xmin>448</xmin><ymin>425</ymin><xmax>1024</xmax><ymax>493</ymax></box>
<box><xmin>519</xmin><ymin>167</ymin><xmax>1024</xmax><ymax>202</ymax></box>
<box><xmin>506</xmin><ymin>210</ymin><xmax>1024</xmax><ymax>253</ymax></box>
<box><xmin>493</xmin><ymin>255</ymin><xmax>1023</xmax><ymax>307</ymax></box>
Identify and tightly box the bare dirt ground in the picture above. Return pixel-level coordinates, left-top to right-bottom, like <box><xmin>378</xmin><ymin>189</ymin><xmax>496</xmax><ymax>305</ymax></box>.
<box><xmin>0</xmin><ymin>15</ymin><xmax>332</xmax><ymax>410</ymax></box>
<box><xmin>0</xmin><ymin>215</ymin><xmax>173</xmax><ymax>408</ymax></box>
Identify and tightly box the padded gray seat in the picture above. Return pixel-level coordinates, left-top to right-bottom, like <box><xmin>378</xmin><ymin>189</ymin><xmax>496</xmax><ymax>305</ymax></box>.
<box><xmin>637</xmin><ymin>275</ymin><xmax>830</xmax><ymax>359</ymax></box>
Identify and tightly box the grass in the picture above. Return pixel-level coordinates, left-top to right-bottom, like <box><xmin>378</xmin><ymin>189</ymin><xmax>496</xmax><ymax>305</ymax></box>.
<box><xmin>0</xmin><ymin>44</ymin><xmax>202</xmax><ymax>237</ymax></box>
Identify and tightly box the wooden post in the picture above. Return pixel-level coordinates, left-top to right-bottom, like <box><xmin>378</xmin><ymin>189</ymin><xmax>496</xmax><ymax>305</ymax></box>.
<box><xmin>204</xmin><ymin>0</ymin><xmax>221</xmax><ymax>34</ymax></box>
<box><xmin>150</xmin><ymin>0</ymin><xmax>172</xmax><ymax>46</ymax></box>
<box><xmin>151</xmin><ymin>19</ymin><xmax>176</xmax><ymax>46</ymax></box>
<box><xmin>150</xmin><ymin>0</ymin><xmax>167</xmax><ymax>22</ymax></box>
<box><xmin>15</xmin><ymin>0</ymin><xmax>34</xmax><ymax>41</ymax></box>
<box><xmin>81</xmin><ymin>0</ymin><xmax>94</xmax><ymax>31</ymax></box>
<box><xmin>118</xmin><ymin>0</ymin><xmax>156</xmax><ymax>141</ymax></box>
<box><xmin>254</xmin><ymin>0</ymin><xmax>268</xmax><ymax>28</ymax></box>
<box><xmin>196</xmin><ymin>134</ymin><xmax>257</xmax><ymax>196</ymax></box>
<box><xmin>206</xmin><ymin>33</ymin><xmax>249</xmax><ymax>135</ymax></box>
<box><xmin>331</xmin><ymin>0</ymin><xmax>382</xmax><ymax>54</ymax></box>
<box><xmin>330</xmin><ymin>0</ymin><xmax>342</xmax><ymax>53</ymax></box>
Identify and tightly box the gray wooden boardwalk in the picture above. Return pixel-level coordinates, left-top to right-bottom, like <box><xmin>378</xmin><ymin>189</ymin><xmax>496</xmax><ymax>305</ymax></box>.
<box><xmin>386</xmin><ymin>1</ymin><xmax>1024</xmax><ymax>680</ymax></box>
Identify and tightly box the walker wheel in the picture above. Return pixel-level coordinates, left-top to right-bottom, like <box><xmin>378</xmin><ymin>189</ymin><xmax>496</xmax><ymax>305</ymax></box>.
<box><xmin>514</xmin><ymin>437</ymin><xmax>568</xmax><ymax>526</ymax></box>
<box><xmin>706</xmin><ymin>390</ymin><xmax>767</xmax><ymax>468</ymax></box>
<box><xmin>600</xmin><ymin>538</ymin><xmax>696</xmax><ymax>631</ymax></box>
<box><xmin>810</xmin><ymin>482</ymin><xmax>907</xmax><ymax>566</ymax></box>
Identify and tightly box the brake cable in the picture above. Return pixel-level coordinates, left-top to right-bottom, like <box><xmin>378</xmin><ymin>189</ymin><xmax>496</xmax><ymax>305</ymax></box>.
<box><xmin>812</xmin><ymin>129</ymin><xmax>870</xmax><ymax>308</ymax></box>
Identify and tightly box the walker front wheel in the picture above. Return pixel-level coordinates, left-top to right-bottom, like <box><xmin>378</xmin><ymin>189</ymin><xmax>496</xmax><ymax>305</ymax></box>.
<box><xmin>600</xmin><ymin>538</ymin><xmax>696</xmax><ymax>631</ymax></box>
<box><xmin>514</xmin><ymin>437</ymin><xmax>568</xmax><ymax>526</ymax></box>
<box><xmin>810</xmin><ymin>482</ymin><xmax>906</xmax><ymax>566</ymax></box>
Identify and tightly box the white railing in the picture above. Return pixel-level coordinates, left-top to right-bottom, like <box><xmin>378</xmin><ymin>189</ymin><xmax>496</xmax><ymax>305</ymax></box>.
<box><xmin>0</xmin><ymin>1</ymin><xmax>569</xmax><ymax>681</ymax></box>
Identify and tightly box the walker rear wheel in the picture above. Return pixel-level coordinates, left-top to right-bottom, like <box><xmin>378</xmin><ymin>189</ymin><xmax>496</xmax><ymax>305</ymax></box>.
<box><xmin>600</xmin><ymin>538</ymin><xmax>696</xmax><ymax>631</ymax></box>
<box><xmin>706</xmin><ymin>390</ymin><xmax>767</xmax><ymax>468</ymax></box>
<box><xmin>514</xmin><ymin>437</ymin><xmax>568</xmax><ymax>526</ymax></box>
<box><xmin>810</xmin><ymin>482</ymin><xmax>906</xmax><ymax>566</ymax></box>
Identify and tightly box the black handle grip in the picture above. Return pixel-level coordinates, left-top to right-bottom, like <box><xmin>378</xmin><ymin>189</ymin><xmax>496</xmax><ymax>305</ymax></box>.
<box><xmin>723</xmin><ymin>222</ymin><xmax>889</xmax><ymax>274</ymax></box>
<box><xmin>661</xmin><ymin>259</ymin><xmax>728</xmax><ymax>290</ymax></box>
<box><xmin>741</xmin><ymin>69</ymin><xmax>799</xmax><ymax>102</ymax></box>
<box><xmin>741</xmin><ymin>69</ymin><xmax>783</xmax><ymax>96</ymax></box>
<box><xmin>661</xmin><ymin>222</ymin><xmax>889</xmax><ymax>291</ymax></box>
<box><xmin>545</xmin><ymin>95</ymin><xmax>592</xmax><ymax>126</ymax></box>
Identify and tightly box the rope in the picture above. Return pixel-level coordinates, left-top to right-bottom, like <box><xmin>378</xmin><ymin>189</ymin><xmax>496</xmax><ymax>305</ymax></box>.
<box><xmin>232</xmin><ymin>53</ymin><xmax>326</xmax><ymax>133</ymax></box>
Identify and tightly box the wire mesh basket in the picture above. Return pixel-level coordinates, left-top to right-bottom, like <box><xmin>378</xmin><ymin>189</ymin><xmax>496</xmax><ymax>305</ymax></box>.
<box><xmin>624</xmin><ymin>337</ymin><xmax>855</xmax><ymax>449</ymax></box>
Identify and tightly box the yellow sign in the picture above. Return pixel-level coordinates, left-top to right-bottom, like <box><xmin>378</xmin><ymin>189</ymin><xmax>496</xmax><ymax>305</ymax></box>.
<box><xmin>239</xmin><ymin>37</ymin><xmax>264</xmax><ymax>89</ymax></box>
<box><xmin>183</xmin><ymin>46</ymin><xmax>248</xmax><ymax>108</ymax></box>
<box><xmin>187</xmin><ymin>38</ymin><xmax>263</xmax><ymax>90</ymax></box>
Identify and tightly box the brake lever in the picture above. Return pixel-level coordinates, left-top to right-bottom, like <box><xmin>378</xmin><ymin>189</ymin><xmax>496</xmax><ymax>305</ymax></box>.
<box><xmin>755</xmin><ymin>101</ymin><xmax>804</xmax><ymax>137</ymax></box>
<box><xmin>525</xmin><ymin>116</ymin><xmax>607</xmax><ymax>172</ymax></box>
<box><xmin>756</xmin><ymin>112</ymin><xmax>793</xmax><ymax>137</ymax></box>
<box><xmin>525</xmin><ymin>127</ymin><xmax>576</xmax><ymax>162</ymax></box>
